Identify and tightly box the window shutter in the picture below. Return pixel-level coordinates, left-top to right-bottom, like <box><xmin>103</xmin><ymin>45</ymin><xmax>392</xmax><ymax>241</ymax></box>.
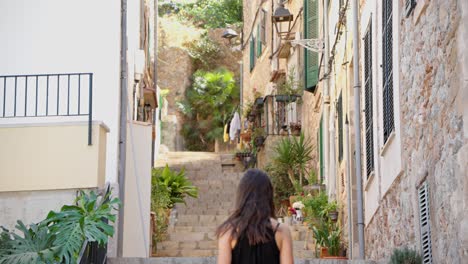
<box><xmin>382</xmin><ymin>0</ymin><xmax>394</xmax><ymax>143</ymax></box>
<box><xmin>257</xmin><ymin>24</ymin><xmax>262</xmax><ymax>57</ymax></box>
<box><xmin>364</xmin><ymin>23</ymin><xmax>374</xmax><ymax>178</ymax></box>
<box><xmin>337</xmin><ymin>93</ymin><xmax>343</xmax><ymax>162</ymax></box>
<box><xmin>405</xmin><ymin>0</ymin><xmax>417</xmax><ymax>17</ymax></box>
<box><xmin>418</xmin><ymin>182</ymin><xmax>433</xmax><ymax>264</ymax></box>
<box><xmin>261</xmin><ymin>10</ymin><xmax>267</xmax><ymax>44</ymax></box>
<box><xmin>319</xmin><ymin>116</ymin><xmax>324</xmax><ymax>183</ymax></box>
<box><xmin>304</xmin><ymin>0</ymin><xmax>319</xmax><ymax>93</ymax></box>
<box><xmin>250</xmin><ymin>37</ymin><xmax>255</xmax><ymax>71</ymax></box>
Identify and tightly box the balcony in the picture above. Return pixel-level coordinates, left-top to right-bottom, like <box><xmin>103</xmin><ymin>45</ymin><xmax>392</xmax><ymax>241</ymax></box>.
<box><xmin>0</xmin><ymin>73</ymin><xmax>108</xmax><ymax>192</ymax></box>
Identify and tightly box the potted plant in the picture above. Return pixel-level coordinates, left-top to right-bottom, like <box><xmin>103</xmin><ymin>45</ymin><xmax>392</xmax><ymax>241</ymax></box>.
<box><xmin>240</xmin><ymin>130</ymin><xmax>252</xmax><ymax>143</ymax></box>
<box><xmin>276</xmin><ymin>67</ymin><xmax>302</xmax><ymax>102</ymax></box>
<box><xmin>324</xmin><ymin>201</ymin><xmax>339</xmax><ymax>222</ymax></box>
<box><xmin>252</xmin><ymin>127</ymin><xmax>266</xmax><ymax>148</ymax></box>
<box><xmin>255</xmin><ymin>97</ymin><xmax>264</xmax><ymax>106</ymax></box>
<box><xmin>389</xmin><ymin>247</ymin><xmax>422</xmax><ymax>264</ymax></box>
<box><xmin>290</xmin><ymin>121</ymin><xmax>301</xmax><ymax>136</ymax></box>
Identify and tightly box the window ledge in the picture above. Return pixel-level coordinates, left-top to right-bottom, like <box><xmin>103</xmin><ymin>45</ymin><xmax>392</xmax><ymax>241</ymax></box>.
<box><xmin>380</xmin><ymin>130</ymin><xmax>396</xmax><ymax>156</ymax></box>
<box><xmin>413</xmin><ymin>0</ymin><xmax>428</xmax><ymax>25</ymax></box>
<box><xmin>365</xmin><ymin>171</ymin><xmax>375</xmax><ymax>191</ymax></box>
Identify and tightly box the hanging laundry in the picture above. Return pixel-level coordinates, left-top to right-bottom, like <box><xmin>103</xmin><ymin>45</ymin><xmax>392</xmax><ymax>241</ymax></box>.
<box><xmin>229</xmin><ymin>112</ymin><xmax>241</xmax><ymax>141</ymax></box>
<box><xmin>223</xmin><ymin>124</ymin><xmax>229</xmax><ymax>143</ymax></box>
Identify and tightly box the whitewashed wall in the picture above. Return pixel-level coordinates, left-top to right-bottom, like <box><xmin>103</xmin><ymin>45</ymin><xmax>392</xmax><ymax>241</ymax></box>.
<box><xmin>0</xmin><ymin>0</ymin><xmax>121</xmax><ymax>183</ymax></box>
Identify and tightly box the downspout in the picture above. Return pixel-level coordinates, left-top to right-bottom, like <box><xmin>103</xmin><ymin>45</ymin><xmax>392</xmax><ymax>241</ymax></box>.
<box><xmin>151</xmin><ymin>0</ymin><xmax>158</xmax><ymax>166</ymax></box>
<box><xmin>328</xmin><ymin>99</ymin><xmax>336</xmax><ymax>200</ymax></box>
<box><xmin>345</xmin><ymin>115</ymin><xmax>353</xmax><ymax>258</ymax></box>
<box><xmin>352</xmin><ymin>0</ymin><xmax>365</xmax><ymax>258</ymax></box>
<box><xmin>117</xmin><ymin>0</ymin><xmax>128</xmax><ymax>257</ymax></box>
<box><xmin>323</xmin><ymin>0</ymin><xmax>330</xmax><ymax>193</ymax></box>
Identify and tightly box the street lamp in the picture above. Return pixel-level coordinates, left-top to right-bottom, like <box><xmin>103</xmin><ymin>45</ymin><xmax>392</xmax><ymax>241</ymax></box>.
<box><xmin>221</xmin><ymin>28</ymin><xmax>239</xmax><ymax>45</ymax></box>
<box><xmin>272</xmin><ymin>2</ymin><xmax>293</xmax><ymax>40</ymax></box>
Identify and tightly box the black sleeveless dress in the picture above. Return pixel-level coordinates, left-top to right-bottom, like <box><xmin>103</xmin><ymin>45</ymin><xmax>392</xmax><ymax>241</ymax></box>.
<box><xmin>231</xmin><ymin>223</ymin><xmax>281</xmax><ymax>264</ymax></box>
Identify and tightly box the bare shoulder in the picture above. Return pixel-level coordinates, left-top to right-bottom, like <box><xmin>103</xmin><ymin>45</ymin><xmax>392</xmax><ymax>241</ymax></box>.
<box><xmin>270</xmin><ymin>218</ymin><xmax>290</xmax><ymax>235</ymax></box>
<box><xmin>218</xmin><ymin>226</ymin><xmax>233</xmax><ymax>242</ymax></box>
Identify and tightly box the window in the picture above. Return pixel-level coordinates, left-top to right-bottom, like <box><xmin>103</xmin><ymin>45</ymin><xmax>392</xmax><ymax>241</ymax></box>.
<box><xmin>261</xmin><ymin>9</ymin><xmax>267</xmax><ymax>44</ymax></box>
<box><xmin>250</xmin><ymin>36</ymin><xmax>256</xmax><ymax>71</ymax></box>
<box><xmin>257</xmin><ymin>24</ymin><xmax>262</xmax><ymax>57</ymax></box>
<box><xmin>405</xmin><ymin>0</ymin><xmax>417</xmax><ymax>17</ymax></box>
<box><xmin>364</xmin><ymin>23</ymin><xmax>374</xmax><ymax>178</ymax></box>
<box><xmin>304</xmin><ymin>0</ymin><xmax>319</xmax><ymax>93</ymax></box>
<box><xmin>418</xmin><ymin>182</ymin><xmax>433</xmax><ymax>264</ymax></box>
<box><xmin>337</xmin><ymin>93</ymin><xmax>343</xmax><ymax>162</ymax></box>
<box><xmin>382</xmin><ymin>0</ymin><xmax>394</xmax><ymax>143</ymax></box>
<box><xmin>319</xmin><ymin>116</ymin><xmax>324</xmax><ymax>183</ymax></box>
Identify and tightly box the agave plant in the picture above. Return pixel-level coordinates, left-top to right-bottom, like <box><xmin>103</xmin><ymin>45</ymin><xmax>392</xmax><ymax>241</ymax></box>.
<box><xmin>0</xmin><ymin>190</ymin><xmax>120</xmax><ymax>264</ymax></box>
<box><xmin>273</xmin><ymin>133</ymin><xmax>314</xmax><ymax>187</ymax></box>
<box><xmin>153</xmin><ymin>165</ymin><xmax>199</xmax><ymax>207</ymax></box>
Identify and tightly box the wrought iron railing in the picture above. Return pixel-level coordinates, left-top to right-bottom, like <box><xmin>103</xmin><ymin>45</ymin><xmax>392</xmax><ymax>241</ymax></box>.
<box><xmin>0</xmin><ymin>73</ymin><xmax>93</xmax><ymax>145</ymax></box>
<box><xmin>263</xmin><ymin>95</ymin><xmax>302</xmax><ymax>136</ymax></box>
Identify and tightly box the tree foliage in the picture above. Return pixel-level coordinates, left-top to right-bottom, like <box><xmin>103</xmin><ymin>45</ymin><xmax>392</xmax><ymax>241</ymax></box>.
<box><xmin>177</xmin><ymin>0</ymin><xmax>243</xmax><ymax>29</ymax></box>
<box><xmin>184</xmin><ymin>33</ymin><xmax>222</xmax><ymax>71</ymax></box>
<box><xmin>178</xmin><ymin>68</ymin><xmax>239</xmax><ymax>151</ymax></box>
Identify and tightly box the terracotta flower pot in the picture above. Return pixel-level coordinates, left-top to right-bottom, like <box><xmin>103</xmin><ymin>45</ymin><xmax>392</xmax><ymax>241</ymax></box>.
<box><xmin>320</xmin><ymin>247</ymin><xmax>329</xmax><ymax>258</ymax></box>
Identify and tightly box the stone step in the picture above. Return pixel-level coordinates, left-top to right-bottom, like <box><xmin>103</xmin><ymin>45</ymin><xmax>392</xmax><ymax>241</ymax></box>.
<box><xmin>175</xmin><ymin>208</ymin><xmax>231</xmax><ymax>215</ymax></box>
<box><xmin>154</xmin><ymin>249</ymin><xmax>217</xmax><ymax>257</ymax></box>
<box><xmin>157</xmin><ymin>240</ymin><xmax>218</xmax><ymax>251</ymax></box>
<box><xmin>110</xmin><ymin>257</ymin><xmax>379</xmax><ymax>263</ymax></box>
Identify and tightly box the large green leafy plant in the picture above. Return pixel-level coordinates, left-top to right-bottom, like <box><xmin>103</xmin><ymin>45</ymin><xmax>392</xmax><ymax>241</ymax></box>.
<box><xmin>0</xmin><ymin>190</ymin><xmax>119</xmax><ymax>264</ymax></box>
<box><xmin>151</xmin><ymin>165</ymin><xmax>199</xmax><ymax>253</ymax></box>
<box><xmin>272</xmin><ymin>133</ymin><xmax>314</xmax><ymax>189</ymax></box>
<box><xmin>153</xmin><ymin>165</ymin><xmax>199</xmax><ymax>207</ymax></box>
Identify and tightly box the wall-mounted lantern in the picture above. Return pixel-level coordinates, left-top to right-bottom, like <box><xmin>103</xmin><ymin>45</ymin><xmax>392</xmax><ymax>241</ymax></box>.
<box><xmin>221</xmin><ymin>28</ymin><xmax>239</xmax><ymax>45</ymax></box>
<box><xmin>272</xmin><ymin>2</ymin><xmax>293</xmax><ymax>40</ymax></box>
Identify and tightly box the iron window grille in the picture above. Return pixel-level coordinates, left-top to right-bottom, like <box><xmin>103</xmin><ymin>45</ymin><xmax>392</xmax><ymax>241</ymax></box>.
<box><xmin>364</xmin><ymin>23</ymin><xmax>374</xmax><ymax>178</ymax></box>
<box><xmin>405</xmin><ymin>0</ymin><xmax>417</xmax><ymax>17</ymax></box>
<box><xmin>382</xmin><ymin>0</ymin><xmax>394</xmax><ymax>143</ymax></box>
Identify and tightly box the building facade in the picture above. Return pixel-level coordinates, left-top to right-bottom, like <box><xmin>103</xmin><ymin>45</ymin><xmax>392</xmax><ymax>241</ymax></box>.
<box><xmin>241</xmin><ymin>0</ymin><xmax>468</xmax><ymax>262</ymax></box>
<box><xmin>0</xmin><ymin>0</ymin><xmax>161</xmax><ymax>258</ymax></box>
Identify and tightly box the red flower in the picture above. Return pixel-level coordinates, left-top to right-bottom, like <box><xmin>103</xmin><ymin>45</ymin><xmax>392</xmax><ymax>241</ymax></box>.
<box><xmin>288</xmin><ymin>207</ymin><xmax>297</xmax><ymax>215</ymax></box>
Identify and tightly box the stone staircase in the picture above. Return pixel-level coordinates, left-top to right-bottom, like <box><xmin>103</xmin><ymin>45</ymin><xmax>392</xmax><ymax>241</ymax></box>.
<box><xmin>152</xmin><ymin>152</ymin><xmax>315</xmax><ymax>259</ymax></box>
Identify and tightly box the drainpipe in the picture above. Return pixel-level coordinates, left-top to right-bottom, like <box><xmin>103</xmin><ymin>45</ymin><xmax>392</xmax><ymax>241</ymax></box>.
<box><xmin>328</xmin><ymin>103</ymin><xmax>336</xmax><ymax>200</ymax></box>
<box><xmin>345</xmin><ymin>115</ymin><xmax>353</xmax><ymax>258</ymax></box>
<box><xmin>323</xmin><ymin>0</ymin><xmax>330</xmax><ymax>193</ymax></box>
<box><xmin>352</xmin><ymin>0</ymin><xmax>365</xmax><ymax>258</ymax></box>
<box><xmin>117</xmin><ymin>0</ymin><xmax>128</xmax><ymax>257</ymax></box>
<box><xmin>151</xmin><ymin>0</ymin><xmax>158</xmax><ymax>166</ymax></box>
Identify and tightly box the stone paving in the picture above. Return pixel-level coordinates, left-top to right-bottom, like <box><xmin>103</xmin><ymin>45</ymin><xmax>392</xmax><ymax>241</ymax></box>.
<box><xmin>153</xmin><ymin>152</ymin><xmax>316</xmax><ymax>259</ymax></box>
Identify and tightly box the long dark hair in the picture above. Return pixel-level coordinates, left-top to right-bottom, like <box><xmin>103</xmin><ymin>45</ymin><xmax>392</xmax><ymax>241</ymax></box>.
<box><xmin>216</xmin><ymin>169</ymin><xmax>276</xmax><ymax>245</ymax></box>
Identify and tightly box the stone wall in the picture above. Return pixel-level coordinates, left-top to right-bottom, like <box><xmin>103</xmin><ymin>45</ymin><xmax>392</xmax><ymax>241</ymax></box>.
<box><xmin>365</xmin><ymin>0</ymin><xmax>468</xmax><ymax>262</ymax></box>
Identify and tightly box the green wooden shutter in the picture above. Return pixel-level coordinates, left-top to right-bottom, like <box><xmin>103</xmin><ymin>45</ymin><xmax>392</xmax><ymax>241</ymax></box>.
<box><xmin>250</xmin><ymin>37</ymin><xmax>255</xmax><ymax>71</ymax></box>
<box><xmin>257</xmin><ymin>24</ymin><xmax>262</xmax><ymax>57</ymax></box>
<box><xmin>304</xmin><ymin>0</ymin><xmax>319</xmax><ymax>93</ymax></box>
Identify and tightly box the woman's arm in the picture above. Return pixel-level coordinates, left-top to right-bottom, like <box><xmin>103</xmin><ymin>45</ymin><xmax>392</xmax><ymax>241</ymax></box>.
<box><xmin>278</xmin><ymin>225</ymin><xmax>294</xmax><ymax>264</ymax></box>
<box><xmin>217</xmin><ymin>229</ymin><xmax>233</xmax><ymax>264</ymax></box>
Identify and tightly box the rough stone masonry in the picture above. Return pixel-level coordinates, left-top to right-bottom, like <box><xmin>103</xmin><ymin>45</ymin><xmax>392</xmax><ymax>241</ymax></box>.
<box><xmin>365</xmin><ymin>0</ymin><xmax>468</xmax><ymax>263</ymax></box>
